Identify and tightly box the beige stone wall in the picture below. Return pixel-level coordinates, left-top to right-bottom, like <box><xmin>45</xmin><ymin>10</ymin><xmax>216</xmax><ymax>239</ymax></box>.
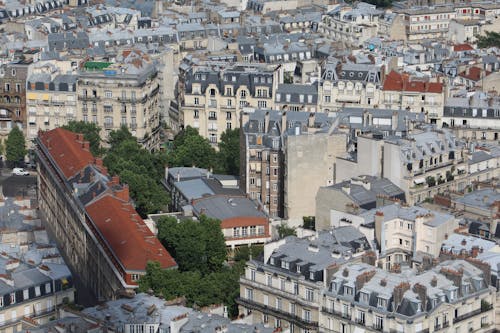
<box><xmin>284</xmin><ymin>132</ymin><xmax>347</xmax><ymax>221</ymax></box>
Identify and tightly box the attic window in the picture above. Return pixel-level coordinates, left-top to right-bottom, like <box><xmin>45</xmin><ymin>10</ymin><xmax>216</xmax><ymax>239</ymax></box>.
<box><xmin>377</xmin><ymin>297</ymin><xmax>387</xmax><ymax>308</ymax></box>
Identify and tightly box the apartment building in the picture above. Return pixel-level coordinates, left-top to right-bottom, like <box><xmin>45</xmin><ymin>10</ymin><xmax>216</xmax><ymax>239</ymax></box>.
<box><xmin>237</xmin><ymin>226</ymin><xmax>372</xmax><ymax>333</ymax></box>
<box><xmin>240</xmin><ymin>109</ymin><xmax>346</xmax><ymax>220</ymax></box>
<box><xmin>396</xmin><ymin>7</ymin><xmax>457</xmax><ymax>41</ymax></box>
<box><xmin>275</xmin><ymin>83</ymin><xmax>319</xmax><ymax>112</ymax></box>
<box><xmin>0</xmin><ymin>60</ymin><xmax>31</xmax><ymax>140</ymax></box>
<box><xmin>336</xmin><ymin>127</ymin><xmax>468</xmax><ymax>204</ymax></box>
<box><xmin>26</xmin><ymin>62</ymin><xmax>77</xmax><ymax>142</ymax></box>
<box><xmin>35</xmin><ymin>128</ymin><xmax>176</xmax><ymax>302</ymax></box>
<box><xmin>321</xmin><ymin>3</ymin><xmax>383</xmax><ymax>47</ymax></box>
<box><xmin>368</xmin><ymin>204</ymin><xmax>458</xmax><ymax>269</ymax></box>
<box><xmin>179</xmin><ymin>63</ymin><xmax>280</xmax><ymax>144</ymax></box>
<box><xmin>164</xmin><ymin>167</ymin><xmax>271</xmax><ymax>249</ymax></box>
<box><xmin>315</xmin><ymin>175</ymin><xmax>405</xmax><ymax>231</ymax></box>
<box><xmin>321</xmin><ymin>260</ymin><xmax>495</xmax><ymax>333</ymax></box>
<box><xmin>319</xmin><ymin>61</ymin><xmax>383</xmax><ymax>112</ymax></box>
<box><xmin>76</xmin><ymin>49</ymin><xmax>161</xmax><ymax>150</ymax></box>
<box><xmin>381</xmin><ymin>70</ymin><xmax>444</xmax><ymax>125</ymax></box>
<box><xmin>0</xmin><ymin>198</ymin><xmax>75</xmax><ymax>333</ymax></box>
<box><xmin>443</xmin><ymin>93</ymin><xmax>500</xmax><ymax>141</ymax></box>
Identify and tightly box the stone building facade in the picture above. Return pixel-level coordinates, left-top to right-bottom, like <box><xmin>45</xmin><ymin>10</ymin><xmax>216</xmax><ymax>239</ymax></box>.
<box><xmin>35</xmin><ymin>128</ymin><xmax>176</xmax><ymax>303</ymax></box>
<box><xmin>76</xmin><ymin>49</ymin><xmax>161</xmax><ymax>150</ymax></box>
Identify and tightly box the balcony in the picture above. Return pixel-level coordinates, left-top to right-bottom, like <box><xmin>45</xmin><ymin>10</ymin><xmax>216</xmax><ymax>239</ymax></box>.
<box><xmin>321</xmin><ymin>307</ymin><xmax>351</xmax><ymax>320</ymax></box>
<box><xmin>150</xmin><ymin>86</ymin><xmax>160</xmax><ymax>97</ymax></box>
<box><xmin>104</xmin><ymin>123</ymin><xmax>114</xmax><ymax>129</ymax></box>
<box><xmin>454</xmin><ymin>305</ymin><xmax>491</xmax><ymax>324</ymax></box>
<box><xmin>78</xmin><ymin>95</ymin><xmax>100</xmax><ymax>101</ymax></box>
<box><xmin>236</xmin><ymin>297</ymin><xmax>318</xmax><ymax>330</ymax></box>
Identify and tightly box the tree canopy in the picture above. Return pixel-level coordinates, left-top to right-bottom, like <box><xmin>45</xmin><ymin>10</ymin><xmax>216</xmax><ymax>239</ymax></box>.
<box><xmin>217</xmin><ymin>128</ymin><xmax>240</xmax><ymax>176</ymax></box>
<box><xmin>167</xmin><ymin>126</ymin><xmax>218</xmax><ymax>170</ymax></box>
<box><xmin>167</xmin><ymin>126</ymin><xmax>240</xmax><ymax>175</ymax></box>
<box><xmin>157</xmin><ymin>215</ymin><xmax>226</xmax><ymax>274</ymax></box>
<box><xmin>139</xmin><ymin>214</ymin><xmax>256</xmax><ymax>318</ymax></box>
<box><xmin>6</xmin><ymin>126</ymin><xmax>27</xmax><ymax>165</ymax></box>
<box><xmin>62</xmin><ymin>121</ymin><xmax>103</xmax><ymax>156</ymax></box>
<box><xmin>103</xmin><ymin>126</ymin><xmax>168</xmax><ymax>216</ymax></box>
<box><xmin>477</xmin><ymin>31</ymin><xmax>500</xmax><ymax>49</ymax></box>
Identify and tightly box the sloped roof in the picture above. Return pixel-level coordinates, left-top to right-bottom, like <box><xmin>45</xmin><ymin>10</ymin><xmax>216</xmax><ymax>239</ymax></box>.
<box><xmin>86</xmin><ymin>194</ymin><xmax>176</xmax><ymax>271</ymax></box>
<box><xmin>38</xmin><ymin>128</ymin><xmax>96</xmax><ymax>179</ymax></box>
<box><xmin>382</xmin><ymin>70</ymin><xmax>443</xmax><ymax>93</ymax></box>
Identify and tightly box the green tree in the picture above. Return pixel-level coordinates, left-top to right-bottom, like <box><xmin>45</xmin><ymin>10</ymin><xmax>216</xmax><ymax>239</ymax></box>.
<box><xmin>156</xmin><ymin>215</ymin><xmax>226</xmax><ymax>274</ymax></box>
<box><xmin>62</xmin><ymin>121</ymin><xmax>103</xmax><ymax>156</ymax></box>
<box><xmin>104</xmin><ymin>127</ymin><xmax>169</xmax><ymax>216</ymax></box>
<box><xmin>6</xmin><ymin>127</ymin><xmax>27</xmax><ymax>166</ymax></box>
<box><xmin>477</xmin><ymin>31</ymin><xmax>500</xmax><ymax>49</ymax></box>
<box><xmin>217</xmin><ymin>128</ymin><xmax>240</xmax><ymax>176</ymax></box>
<box><xmin>277</xmin><ymin>223</ymin><xmax>297</xmax><ymax>238</ymax></box>
<box><xmin>167</xmin><ymin>126</ymin><xmax>219</xmax><ymax>170</ymax></box>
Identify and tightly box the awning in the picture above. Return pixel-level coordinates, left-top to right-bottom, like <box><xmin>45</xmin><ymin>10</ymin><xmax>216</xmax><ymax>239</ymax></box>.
<box><xmin>414</xmin><ymin>178</ymin><xmax>425</xmax><ymax>185</ymax></box>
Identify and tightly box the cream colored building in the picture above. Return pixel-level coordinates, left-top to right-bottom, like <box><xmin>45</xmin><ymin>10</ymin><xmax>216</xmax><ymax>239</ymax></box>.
<box><xmin>321</xmin><ymin>3</ymin><xmax>383</xmax><ymax>47</ymax></box>
<box><xmin>368</xmin><ymin>204</ymin><xmax>458</xmax><ymax>270</ymax></box>
<box><xmin>238</xmin><ymin>226</ymin><xmax>372</xmax><ymax>333</ymax></box>
<box><xmin>319</xmin><ymin>62</ymin><xmax>383</xmax><ymax>112</ymax></box>
<box><xmin>26</xmin><ymin>61</ymin><xmax>77</xmax><ymax>143</ymax></box>
<box><xmin>76</xmin><ymin>49</ymin><xmax>161</xmax><ymax>150</ymax></box>
<box><xmin>381</xmin><ymin>70</ymin><xmax>445</xmax><ymax>125</ymax></box>
<box><xmin>322</xmin><ymin>260</ymin><xmax>495</xmax><ymax>333</ymax></box>
<box><xmin>180</xmin><ymin>64</ymin><xmax>281</xmax><ymax>145</ymax></box>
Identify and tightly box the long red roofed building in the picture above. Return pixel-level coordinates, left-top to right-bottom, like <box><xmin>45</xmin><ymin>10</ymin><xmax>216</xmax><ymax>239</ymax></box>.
<box><xmin>36</xmin><ymin>128</ymin><xmax>176</xmax><ymax>302</ymax></box>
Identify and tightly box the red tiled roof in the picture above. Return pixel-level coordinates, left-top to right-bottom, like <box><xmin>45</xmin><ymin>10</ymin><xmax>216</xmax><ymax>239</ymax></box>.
<box><xmin>458</xmin><ymin>67</ymin><xmax>490</xmax><ymax>81</ymax></box>
<box><xmin>38</xmin><ymin>128</ymin><xmax>96</xmax><ymax>179</ymax></box>
<box><xmin>382</xmin><ymin>70</ymin><xmax>443</xmax><ymax>93</ymax></box>
<box><xmin>221</xmin><ymin>216</ymin><xmax>269</xmax><ymax>229</ymax></box>
<box><xmin>86</xmin><ymin>194</ymin><xmax>176</xmax><ymax>271</ymax></box>
<box><xmin>454</xmin><ymin>44</ymin><xmax>474</xmax><ymax>52</ymax></box>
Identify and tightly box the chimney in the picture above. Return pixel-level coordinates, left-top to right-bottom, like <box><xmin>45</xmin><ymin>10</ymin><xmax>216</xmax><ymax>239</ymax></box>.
<box><xmin>308</xmin><ymin>112</ymin><xmax>315</xmax><ymax>128</ymax></box>
<box><xmin>374</xmin><ymin>211</ymin><xmax>384</xmax><ymax>251</ymax></box>
<box><xmin>490</xmin><ymin>219</ymin><xmax>498</xmax><ymax>238</ymax></box>
<box><xmin>465</xmin><ymin>67</ymin><xmax>470</xmax><ymax>76</ymax></box>
<box><xmin>95</xmin><ymin>157</ymin><xmax>103</xmax><ymax>167</ymax></box>
<box><xmin>431</xmin><ymin>276</ymin><xmax>438</xmax><ymax>287</ymax></box>
<box><xmin>393</xmin><ymin>282</ymin><xmax>410</xmax><ymax>311</ymax></box>
<box><xmin>392</xmin><ymin>112</ymin><xmax>398</xmax><ymax>131</ymax></box>
<box><xmin>281</xmin><ymin>112</ymin><xmax>287</xmax><ymax>133</ymax></box>
<box><xmin>112</xmin><ymin>175</ymin><xmax>120</xmax><ymax>185</ymax></box>
<box><xmin>471</xmin><ymin>246</ymin><xmax>480</xmax><ymax>258</ymax></box>
<box><xmin>412</xmin><ymin>283</ymin><xmax>428</xmax><ymax>310</ymax></box>
<box><xmin>115</xmin><ymin>185</ymin><xmax>129</xmax><ymax>201</ymax></box>
<box><xmin>265</xmin><ymin>111</ymin><xmax>270</xmax><ymax>132</ymax></box>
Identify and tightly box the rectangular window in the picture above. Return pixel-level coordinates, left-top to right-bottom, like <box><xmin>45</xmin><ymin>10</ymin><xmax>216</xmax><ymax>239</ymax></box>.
<box><xmin>276</xmin><ymin>297</ymin><xmax>282</xmax><ymax>310</ymax></box>
<box><xmin>306</xmin><ymin>288</ymin><xmax>314</xmax><ymax>301</ymax></box>
<box><xmin>280</xmin><ymin>278</ymin><xmax>285</xmax><ymax>291</ymax></box>
<box><xmin>194</xmin><ymin>97</ymin><xmax>199</xmax><ymax>105</ymax></box>
<box><xmin>45</xmin><ymin>283</ymin><xmax>51</xmax><ymax>293</ymax></box>
<box><xmin>10</xmin><ymin>293</ymin><xmax>15</xmax><ymax>304</ymax></box>
<box><xmin>246</xmin><ymin>288</ymin><xmax>253</xmax><ymax>300</ymax></box>
<box><xmin>104</xmin><ymin>90</ymin><xmax>112</xmax><ymax>98</ymax></box>
<box><xmin>303</xmin><ymin>309</ymin><xmax>311</xmax><ymax>322</ymax></box>
<box><xmin>23</xmin><ymin>289</ymin><xmax>28</xmax><ymax>300</ymax></box>
<box><xmin>233</xmin><ymin>227</ymin><xmax>240</xmax><ymax>237</ymax></box>
<box><xmin>267</xmin><ymin>274</ymin><xmax>272</xmax><ymax>286</ymax></box>
<box><xmin>35</xmin><ymin>286</ymin><xmax>41</xmax><ymax>297</ymax></box>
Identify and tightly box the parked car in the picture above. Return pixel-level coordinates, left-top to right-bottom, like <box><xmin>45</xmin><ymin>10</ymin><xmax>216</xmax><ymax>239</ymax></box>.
<box><xmin>12</xmin><ymin>168</ymin><xmax>29</xmax><ymax>176</ymax></box>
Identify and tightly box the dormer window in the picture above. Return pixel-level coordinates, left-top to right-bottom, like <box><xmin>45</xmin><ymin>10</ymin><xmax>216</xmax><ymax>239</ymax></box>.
<box><xmin>360</xmin><ymin>292</ymin><xmax>369</xmax><ymax>303</ymax></box>
<box><xmin>270</xmin><ymin>257</ymin><xmax>275</xmax><ymax>265</ymax></box>
<box><xmin>377</xmin><ymin>297</ymin><xmax>387</xmax><ymax>308</ymax></box>
<box><xmin>297</xmin><ymin>265</ymin><xmax>301</xmax><ymax>273</ymax></box>
<box><xmin>344</xmin><ymin>286</ymin><xmax>353</xmax><ymax>295</ymax></box>
<box><xmin>281</xmin><ymin>260</ymin><xmax>290</xmax><ymax>269</ymax></box>
<box><xmin>310</xmin><ymin>272</ymin><xmax>315</xmax><ymax>280</ymax></box>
